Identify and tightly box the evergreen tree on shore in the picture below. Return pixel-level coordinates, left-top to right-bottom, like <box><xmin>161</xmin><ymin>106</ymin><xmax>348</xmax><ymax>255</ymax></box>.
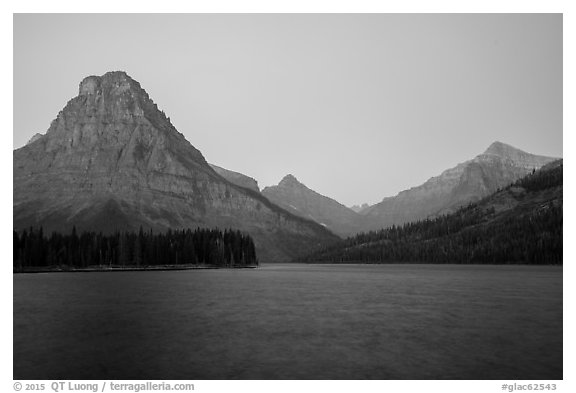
<box><xmin>13</xmin><ymin>227</ymin><xmax>258</xmax><ymax>271</ymax></box>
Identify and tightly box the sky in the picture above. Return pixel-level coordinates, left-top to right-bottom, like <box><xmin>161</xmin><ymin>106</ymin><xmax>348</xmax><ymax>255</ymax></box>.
<box><xmin>13</xmin><ymin>13</ymin><xmax>562</xmax><ymax>207</ymax></box>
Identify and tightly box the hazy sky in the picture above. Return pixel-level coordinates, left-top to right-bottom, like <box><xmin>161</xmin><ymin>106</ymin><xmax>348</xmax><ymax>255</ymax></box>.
<box><xmin>13</xmin><ymin>14</ymin><xmax>562</xmax><ymax>206</ymax></box>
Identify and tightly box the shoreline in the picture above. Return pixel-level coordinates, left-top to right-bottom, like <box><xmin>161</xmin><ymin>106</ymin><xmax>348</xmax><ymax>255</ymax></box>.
<box><xmin>13</xmin><ymin>265</ymin><xmax>259</xmax><ymax>274</ymax></box>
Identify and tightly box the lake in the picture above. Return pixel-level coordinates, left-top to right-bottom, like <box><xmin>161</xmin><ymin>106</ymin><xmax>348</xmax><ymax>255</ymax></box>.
<box><xmin>13</xmin><ymin>264</ymin><xmax>562</xmax><ymax>379</ymax></box>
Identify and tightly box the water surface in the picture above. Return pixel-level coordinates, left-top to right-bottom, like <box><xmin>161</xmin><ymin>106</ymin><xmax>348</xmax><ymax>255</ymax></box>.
<box><xmin>14</xmin><ymin>264</ymin><xmax>562</xmax><ymax>379</ymax></box>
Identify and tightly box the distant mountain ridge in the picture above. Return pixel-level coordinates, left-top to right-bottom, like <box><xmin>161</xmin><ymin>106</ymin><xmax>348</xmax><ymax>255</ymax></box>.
<box><xmin>350</xmin><ymin>203</ymin><xmax>370</xmax><ymax>214</ymax></box>
<box><xmin>13</xmin><ymin>71</ymin><xmax>339</xmax><ymax>262</ymax></box>
<box><xmin>233</xmin><ymin>141</ymin><xmax>558</xmax><ymax>238</ymax></box>
<box><xmin>262</xmin><ymin>175</ymin><xmax>369</xmax><ymax>237</ymax></box>
<box><xmin>304</xmin><ymin>159</ymin><xmax>563</xmax><ymax>264</ymax></box>
<box><xmin>360</xmin><ymin>141</ymin><xmax>558</xmax><ymax>230</ymax></box>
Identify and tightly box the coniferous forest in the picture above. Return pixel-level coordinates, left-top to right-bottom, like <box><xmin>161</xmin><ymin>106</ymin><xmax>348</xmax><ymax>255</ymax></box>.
<box><xmin>302</xmin><ymin>162</ymin><xmax>563</xmax><ymax>265</ymax></box>
<box><xmin>13</xmin><ymin>227</ymin><xmax>258</xmax><ymax>271</ymax></box>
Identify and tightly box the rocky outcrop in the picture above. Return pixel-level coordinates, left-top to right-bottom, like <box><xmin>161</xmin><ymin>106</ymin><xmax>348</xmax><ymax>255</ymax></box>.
<box><xmin>13</xmin><ymin>71</ymin><xmax>338</xmax><ymax>262</ymax></box>
<box><xmin>262</xmin><ymin>174</ymin><xmax>370</xmax><ymax>238</ymax></box>
<box><xmin>361</xmin><ymin>141</ymin><xmax>559</xmax><ymax>229</ymax></box>
<box><xmin>26</xmin><ymin>133</ymin><xmax>43</xmax><ymax>145</ymax></box>
<box><xmin>209</xmin><ymin>164</ymin><xmax>260</xmax><ymax>193</ymax></box>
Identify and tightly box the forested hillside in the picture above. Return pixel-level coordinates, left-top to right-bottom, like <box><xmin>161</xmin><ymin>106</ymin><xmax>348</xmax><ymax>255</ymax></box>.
<box><xmin>302</xmin><ymin>160</ymin><xmax>562</xmax><ymax>265</ymax></box>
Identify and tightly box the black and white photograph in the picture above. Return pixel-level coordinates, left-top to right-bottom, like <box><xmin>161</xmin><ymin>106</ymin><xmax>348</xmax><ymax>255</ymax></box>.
<box><xmin>8</xmin><ymin>6</ymin><xmax>570</xmax><ymax>389</ymax></box>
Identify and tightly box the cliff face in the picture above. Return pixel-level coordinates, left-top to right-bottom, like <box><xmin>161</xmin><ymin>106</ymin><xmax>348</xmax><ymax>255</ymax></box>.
<box><xmin>209</xmin><ymin>164</ymin><xmax>260</xmax><ymax>193</ymax></box>
<box><xmin>361</xmin><ymin>141</ymin><xmax>558</xmax><ymax>229</ymax></box>
<box><xmin>13</xmin><ymin>71</ymin><xmax>338</xmax><ymax>262</ymax></box>
<box><xmin>262</xmin><ymin>175</ymin><xmax>369</xmax><ymax>238</ymax></box>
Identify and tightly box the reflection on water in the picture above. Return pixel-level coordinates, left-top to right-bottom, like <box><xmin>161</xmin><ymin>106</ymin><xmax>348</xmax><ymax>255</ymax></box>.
<box><xmin>14</xmin><ymin>264</ymin><xmax>562</xmax><ymax>379</ymax></box>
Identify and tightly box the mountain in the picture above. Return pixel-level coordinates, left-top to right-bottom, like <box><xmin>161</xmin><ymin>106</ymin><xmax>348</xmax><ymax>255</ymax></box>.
<box><xmin>13</xmin><ymin>71</ymin><xmax>339</xmax><ymax>262</ymax></box>
<box><xmin>361</xmin><ymin>141</ymin><xmax>558</xmax><ymax>230</ymax></box>
<box><xmin>350</xmin><ymin>203</ymin><xmax>370</xmax><ymax>214</ymax></box>
<box><xmin>303</xmin><ymin>160</ymin><xmax>563</xmax><ymax>264</ymax></box>
<box><xmin>261</xmin><ymin>175</ymin><xmax>368</xmax><ymax>237</ymax></box>
<box><xmin>209</xmin><ymin>164</ymin><xmax>260</xmax><ymax>193</ymax></box>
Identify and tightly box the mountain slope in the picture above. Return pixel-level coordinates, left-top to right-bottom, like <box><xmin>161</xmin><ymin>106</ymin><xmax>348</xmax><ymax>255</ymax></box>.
<box><xmin>209</xmin><ymin>164</ymin><xmax>260</xmax><ymax>193</ymax></box>
<box><xmin>361</xmin><ymin>141</ymin><xmax>558</xmax><ymax>229</ymax></box>
<box><xmin>13</xmin><ymin>71</ymin><xmax>339</xmax><ymax>262</ymax></box>
<box><xmin>304</xmin><ymin>160</ymin><xmax>563</xmax><ymax>264</ymax></box>
<box><xmin>262</xmin><ymin>175</ymin><xmax>369</xmax><ymax>237</ymax></box>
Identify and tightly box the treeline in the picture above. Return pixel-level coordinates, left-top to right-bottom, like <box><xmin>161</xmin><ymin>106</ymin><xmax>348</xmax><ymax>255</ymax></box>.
<box><xmin>303</xmin><ymin>164</ymin><xmax>563</xmax><ymax>265</ymax></box>
<box><xmin>13</xmin><ymin>227</ymin><xmax>258</xmax><ymax>271</ymax></box>
<box><xmin>513</xmin><ymin>162</ymin><xmax>563</xmax><ymax>192</ymax></box>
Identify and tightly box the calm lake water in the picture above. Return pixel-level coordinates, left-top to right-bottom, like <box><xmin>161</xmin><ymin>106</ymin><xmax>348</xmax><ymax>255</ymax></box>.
<box><xmin>13</xmin><ymin>264</ymin><xmax>562</xmax><ymax>380</ymax></box>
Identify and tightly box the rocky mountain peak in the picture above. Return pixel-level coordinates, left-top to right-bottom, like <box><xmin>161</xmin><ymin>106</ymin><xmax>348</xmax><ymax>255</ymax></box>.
<box><xmin>43</xmin><ymin>71</ymin><xmax>190</xmax><ymax>151</ymax></box>
<box><xmin>75</xmin><ymin>71</ymin><xmax>156</xmax><ymax>116</ymax></box>
<box><xmin>278</xmin><ymin>174</ymin><xmax>302</xmax><ymax>187</ymax></box>
<box><xmin>78</xmin><ymin>71</ymin><xmax>150</xmax><ymax>104</ymax></box>
<box><xmin>483</xmin><ymin>141</ymin><xmax>520</xmax><ymax>157</ymax></box>
<box><xmin>17</xmin><ymin>70</ymin><xmax>207</xmax><ymax>181</ymax></box>
<box><xmin>261</xmin><ymin>174</ymin><xmax>372</xmax><ymax>238</ymax></box>
<box><xmin>478</xmin><ymin>141</ymin><xmax>557</xmax><ymax>170</ymax></box>
<box><xmin>15</xmin><ymin>71</ymin><xmax>339</xmax><ymax>262</ymax></box>
<box><xmin>361</xmin><ymin>141</ymin><xmax>559</xmax><ymax>230</ymax></box>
